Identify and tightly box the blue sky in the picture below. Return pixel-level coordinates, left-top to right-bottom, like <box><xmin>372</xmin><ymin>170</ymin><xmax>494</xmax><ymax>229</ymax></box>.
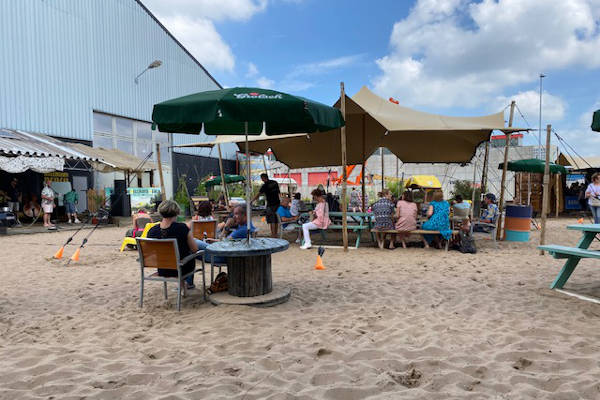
<box><xmin>144</xmin><ymin>0</ymin><xmax>600</xmax><ymax>156</ymax></box>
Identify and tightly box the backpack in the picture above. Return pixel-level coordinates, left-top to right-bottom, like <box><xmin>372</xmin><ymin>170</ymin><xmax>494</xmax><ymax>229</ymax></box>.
<box><xmin>459</xmin><ymin>231</ymin><xmax>477</xmax><ymax>254</ymax></box>
<box><xmin>208</xmin><ymin>272</ymin><xmax>228</xmax><ymax>294</ymax></box>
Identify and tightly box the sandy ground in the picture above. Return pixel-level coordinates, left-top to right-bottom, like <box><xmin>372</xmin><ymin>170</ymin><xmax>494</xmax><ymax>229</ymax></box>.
<box><xmin>1</xmin><ymin>218</ymin><xmax>600</xmax><ymax>399</ymax></box>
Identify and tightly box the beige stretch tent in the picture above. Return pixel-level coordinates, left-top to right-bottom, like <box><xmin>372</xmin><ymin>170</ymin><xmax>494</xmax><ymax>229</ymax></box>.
<box><xmin>176</xmin><ymin>86</ymin><xmax>521</xmax><ymax>168</ymax></box>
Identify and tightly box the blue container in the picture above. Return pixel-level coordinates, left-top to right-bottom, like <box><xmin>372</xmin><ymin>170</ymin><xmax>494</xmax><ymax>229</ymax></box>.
<box><xmin>505</xmin><ymin>205</ymin><xmax>533</xmax><ymax>219</ymax></box>
<box><xmin>504</xmin><ymin>229</ymin><xmax>530</xmax><ymax>242</ymax></box>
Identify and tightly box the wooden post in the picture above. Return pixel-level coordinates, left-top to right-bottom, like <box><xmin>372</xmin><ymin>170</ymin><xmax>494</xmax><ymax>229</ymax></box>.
<box><xmin>540</xmin><ymin>124</ymin><xmax>552</xmax><ymax>255</ymax></box>
<box><xmin>380</xmin><ymin>147</ymin><xmax>385</xmax><ymax>192</ymax></box>
<box><xmin>481</xmin><ymin>141</ymin><xmax>490</xmax><ymax>194</ymax></box>
<box><xmin>395</xmin><ymin>154</ymin><xmax>399</xmax><ymax>196</ymax></box>
<box><xmin>261</xmin><ymin>153</ymin><xmax>268</xmax><ymax>174</ymax></box>
<box><xmin>361</xmin><ymin>114</ymin><xmax>366</xmax><ymax>212</ymax></box>
<box><xmin>471</xmin><ymin>158</ymin><xmax>478</xmax><ymax>220</ymax></box>
<box><xmin>217</xmin><ymin>144</ymin><xmax>229</xmax><ymax>206</ymax></box>
<box><xmin>156</xmin><ymin>143</ymin><xmax>166</xmax><ymax>201</ymax></box>
<box><xmin>340</xmin><ymin>82</ymin><xmax>348</xmax><ymax>252</ymax></box>
<box><xmin>555</xmin><ymin>173</ymin><xmax>560</xmax><ymax>217</ymax></box>
<box><xmin>496</xmin><ymin>100</ymin><xmax>516</xmax><ymax>240</ymax></box>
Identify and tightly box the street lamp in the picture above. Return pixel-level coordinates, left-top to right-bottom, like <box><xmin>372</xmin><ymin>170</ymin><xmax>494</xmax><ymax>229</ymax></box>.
<box><xmin>135</xmin><ymin>60</ymin><xmax>163</xmax><ymax>84</ymax></box>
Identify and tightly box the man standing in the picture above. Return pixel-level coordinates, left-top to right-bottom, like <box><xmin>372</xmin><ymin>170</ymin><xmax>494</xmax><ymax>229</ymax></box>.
<box><xmin>63</xmin><ymin>187</ymin><xmax>80</xmax><ymax>224</ymax></box>
<box><xmin>41</xmin><ymin>179</ymin><xmax>56</xmax><ymax>228</ymax></box>
<box><xmin>8</xmin><ymin>178</ymin><xmax>22</xmax><ymax>226</ymax></box>
<box><xmin>252</xmin><ymin>173</ymin><xmax>280</xmax><ymax>237</ymax></box>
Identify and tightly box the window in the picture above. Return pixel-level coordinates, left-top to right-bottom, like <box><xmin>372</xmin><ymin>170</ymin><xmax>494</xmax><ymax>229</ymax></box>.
<box><xmin>93</xmin><ymin>134</ymin><xmax>113</xmax><ymax>149</ymax></box>
<box><xmin>136</xmin><ymin>122</ymin><xmax>152</xmax><ymax>140</ymax></box>
<box><xmin>136</xmin><ymin>140</ymin><xmax>152</xmax><ymax>158</ymax></box>
<box><xmin>115</xmin><ymin>118</ymin><xmax>133</xmax><ymax>138</ymax></box>
<box><xmin>116</xmin><ymin>139</ymin><xmax>133</xmax><ymax>154</ymax></box>
<box><xmin>93</xmin><ymin>113</ymin><xmax>112</xmax><ymax>133</ymax></box>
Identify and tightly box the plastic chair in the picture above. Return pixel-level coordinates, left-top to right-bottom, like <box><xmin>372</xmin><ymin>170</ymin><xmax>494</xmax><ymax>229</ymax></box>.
<box><xmin>120</xmin><ymin>222</ymin><xmax>159</xmax><ymax>252</ymax></box>
<box><xmin>136</xmin><ymin>238</ymin><xmax>205</xmax><ymax>311</ymax></box>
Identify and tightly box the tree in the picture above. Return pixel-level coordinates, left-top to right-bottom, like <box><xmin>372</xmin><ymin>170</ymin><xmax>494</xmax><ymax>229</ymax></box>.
<box><xmin>451</xmin><ymin>180</ymin><xmax>480</xmax><ymax>202</ymax></box>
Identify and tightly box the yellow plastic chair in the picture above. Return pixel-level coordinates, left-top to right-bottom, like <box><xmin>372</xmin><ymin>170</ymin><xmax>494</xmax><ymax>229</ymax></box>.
<box><xmin>120</xmin><ymin>222</ymin><xmax>159</xmax><ymax>252</ymax></box>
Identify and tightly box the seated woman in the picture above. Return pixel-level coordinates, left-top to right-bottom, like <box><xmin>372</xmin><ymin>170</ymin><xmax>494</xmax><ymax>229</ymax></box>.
<box><xmin>300</xmin><ymin>189</ymin><xmax>330</xmax><ymax>250</ymax></box>
<box><xmin>217</xmin><ymin>201</ymin><xmax>238</xmax><ymax>238</ymax></box>
<box><xmin>421</xmin><ymin>190</ymin><xmax>452</xmax><ymax>249</ymax></box>
<box><xmin>147</xmin><ymin>201</ymin><xmax>199</xmax><ymax>289</ymax></box>
<box><xmin>126</xmin><ymin>208</ymin><xmax>149</xmax><ymax>237</ymax></box>
<box><xmin>372</xmin><ymin>189</ymin><xmax>396</xmax><ymax>249</ymax></box>
<box><xmin>191</xmin><ymin>201</ymin><xmax>214</xmax><ymax>223</ymax></box>
<box><xmin>395</xmin><ymin>191</ymin><xmax>418</xmax><ymax>249</ymax></box>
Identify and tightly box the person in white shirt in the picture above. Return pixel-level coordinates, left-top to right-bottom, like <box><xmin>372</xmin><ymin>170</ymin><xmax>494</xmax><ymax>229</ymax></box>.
<box><xmin>41</xmin><ymin>180</ymin><xmax>56</xmax><ymax>228</ymax></box>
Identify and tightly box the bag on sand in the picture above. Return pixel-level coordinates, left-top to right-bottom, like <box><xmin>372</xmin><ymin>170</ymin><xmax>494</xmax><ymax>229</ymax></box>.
<box><xmin>459</xmin><ymin>231</ymin><xmax>477</xmax><ymax>254</ymax></box>
<box><xmin>208</xmin><ymin>272</ymin><xmax>228</xmax><ymax>294</ymax></box>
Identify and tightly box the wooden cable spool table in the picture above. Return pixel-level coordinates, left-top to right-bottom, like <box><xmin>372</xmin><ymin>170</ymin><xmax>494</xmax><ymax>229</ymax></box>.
<box><xmin>206</xmin><ymin>238</ymin><xmax>290</xmax><ymax>306</ymax></box>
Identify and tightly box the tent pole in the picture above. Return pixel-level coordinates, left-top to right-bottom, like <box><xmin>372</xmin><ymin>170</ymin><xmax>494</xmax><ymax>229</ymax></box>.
<box><xmin>395</xmin><ymin>154</ymin><xmax>399</xmax><ymax>196</ymax></box>
<box><xmin>262</xmin><ymin>153</ymin><xmax>268</xmax><ymax>174</ymax></box>
<box><xmin>471</xmin><ymin>157</ymin><xmax>478</xmax><ymax>221</ymax></box>
<box><xmin>362</xmin><ymin>114</ymin><xmax>366</xmax><ymax>212</ymax></box>
<box><xmin>555</xmin><ymin>173</ymin><xmax>559</xmax><ymax>217</ymax></box>
<box><xmin>528</xmin><ymin>173</ymin><xmax>531</xmax><ymax>205</ymax></box>
<box><xmin>340</xmin><ymin>82</ymin><xmax>348</xmax><ymax>252</ymax></box>
<box><xmin>496</xmin><ymin>100</ymin><xmax>516</xmax><ymax>240</ymax></box>
<box><xmin>217</xmin><ymin>144</ymin><xmax>229</xmax><ymax>206</ymax></box>
<box><xmin>380</xmin><ymin>147</ymin><xmax>384</xmax><ymax>192</ymax></box>
<box><xmin>156</xmin><ymin>143</ymin><xmax>166</xmax><ymax>202</ymax></box>
<box><xmin>245</xmin><ymin>122</ymin><xmax>251</xmax><ymax>241</ymax></box>
<box><xmin>481</xmin><ymin>141</ymin><xmax>490</xmax><ymax>194</ymax></box>
<box><xmin>540</xmin><ymin>124</ymin><xmax>552</xmax><ymax>255</ymax></box>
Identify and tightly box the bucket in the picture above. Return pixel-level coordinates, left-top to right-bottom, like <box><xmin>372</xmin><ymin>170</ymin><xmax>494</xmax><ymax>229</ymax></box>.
<box><xmin>505</xmin><ymin>230</ymin><xmax>530</xmax><ymax>242</ymax></box>
<box><xmin>505</xmin><ymin>205</ymin><xmax>533</xmax><ymax>219</ymax></box>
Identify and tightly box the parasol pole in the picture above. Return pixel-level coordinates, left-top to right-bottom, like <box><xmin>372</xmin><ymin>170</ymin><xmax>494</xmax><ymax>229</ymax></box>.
<box><xmin>497</xmin><ymin>100</ymin><xmax>516</xmax><ymax>240</ymax></box>
<box><xmin>361</xmin><ymin>114</ymin><xmax>366</xmax><ymax>211</ymax></box>
<box><xmin>245</xmin><ymin>122</ymin><xmax>251</xmax><ymax>241</ymax></box>
<box><xmin>540</xmin><ymin>124</ymin><xmax>551</xmax><ymax>255</ymax></box>
<box><xmin>380</xmin><ymin>147</ymin><xmax>385</xmax><ymax>192</ymax></box>
<box><xmin>217</xmin><ymin>144</ymin><xmax>229</xmax><ymax>206</ymax></box>
<box><xmin>471</xmin><ymin>157</ymin><xmax>478</xmax><ymax>221</ymax></box>
<box><xmin>156</xmin><ymin>143</ymin><xmax>167</xmax><ymax>202</ymax></box>
<box><xmin>340</xmin><ymin>82</ymin><xmax>348</xmax><ymax>252</ymax></box>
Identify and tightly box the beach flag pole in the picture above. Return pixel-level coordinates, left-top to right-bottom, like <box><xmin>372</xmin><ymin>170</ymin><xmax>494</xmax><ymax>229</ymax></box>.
<box><xmin>53</xmin><ymin>215</ymin><xmax>91</xmax><ymax>259</ymax></box>
<box><xmin>66</xmin><ymin>223</ymin><xmax>100</xmax><ymax>265</ymax></box>
<box><xmin>340</xmin><ymin>82</ymin><xmax>348</xmax><ymax>252</ymax></box>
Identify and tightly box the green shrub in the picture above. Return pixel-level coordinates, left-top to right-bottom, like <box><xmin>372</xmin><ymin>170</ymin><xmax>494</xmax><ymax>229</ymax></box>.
<box><xmin>451</xmin><ymin>180</ymin><xmax>480</xmax><ymax>202</ymax></box>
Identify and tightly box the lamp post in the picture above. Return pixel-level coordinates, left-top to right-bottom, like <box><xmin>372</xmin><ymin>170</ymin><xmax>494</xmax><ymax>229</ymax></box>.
<box><xmin>135</xmin><ymin>60</ymin><xmax>162</xmax><ymax>84</ymax></box>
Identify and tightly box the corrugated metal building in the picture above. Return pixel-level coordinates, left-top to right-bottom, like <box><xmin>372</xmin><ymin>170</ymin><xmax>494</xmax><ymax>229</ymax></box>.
<box><xmin>0</xmin><ymin>0</ymin><xmax>237</xmax><ymax>200</ymax></box>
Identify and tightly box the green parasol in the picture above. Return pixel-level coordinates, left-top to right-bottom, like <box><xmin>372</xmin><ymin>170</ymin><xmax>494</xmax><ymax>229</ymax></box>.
<box><xmin>152</xmin><ymin>87</ymin><xmax>345</xmax><ymax>239</ymax></box>
<box><xmin>497</xmin><ymin>158</ymin><xmax>567</xmax><ymax>174</ymax></box>
<box><xmin>592</xmin><ymin>109</ymin><xmax>600</xmax><ymax>132</ymax></box>
<box><xmin>204</xmin><ymin>174</ymin><xmax>245</xmax><ymax>188</ymax></box>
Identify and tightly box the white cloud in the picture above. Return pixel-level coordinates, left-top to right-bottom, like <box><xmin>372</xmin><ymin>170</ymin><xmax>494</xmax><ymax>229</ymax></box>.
<box><xmin>246</xmin><ymin>62</ymin><xmax>259</xmax><ymax>78</ymax></box>
<box><xmin>160</xmin><ymin>15</ymin><xmax>235</xmax><ymax>72</ymax></box>
<box><xmin>256</xmin><ymin>76</ymin><xmax>275</xmax><ymax>88</ymax></box>
<box><xmin>494</xmin><ymin>90</ymin><xmax>566</xmax><ymax>122</ymax></box>
<box><xmin>143</xmin><ymin>0</ymin><xmax>268</xmax><ymax>22</ymax></box>
<box><xmin>289</xmin><ymin>54</ymin><xmax>364</xmax><ymax>78</ymax></box>
<box><xmin>373</xmin><ymin>0</ymin><xmax>600</xmax><ymax>108</ymax></box>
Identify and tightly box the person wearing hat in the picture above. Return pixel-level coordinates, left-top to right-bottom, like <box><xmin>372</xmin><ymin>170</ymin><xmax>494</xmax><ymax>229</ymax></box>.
<box><xmin>476</xmin><ymin>193</ymin><xmax>499</xmax><ymax>226</ymax></box>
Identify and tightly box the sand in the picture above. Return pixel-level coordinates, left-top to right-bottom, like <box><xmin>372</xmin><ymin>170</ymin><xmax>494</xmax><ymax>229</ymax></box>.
<box><xmin>1</xmin><ymin>218</ymin><xmax>600</xmax><ymax>399</ymax></box>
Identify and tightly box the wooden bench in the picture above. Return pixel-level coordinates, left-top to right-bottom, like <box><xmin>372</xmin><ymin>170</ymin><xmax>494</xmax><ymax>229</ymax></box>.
<box><xmin>371</xmin><ymin>229</ymin><xmax>459</xmax><ymax>251</ymax></box>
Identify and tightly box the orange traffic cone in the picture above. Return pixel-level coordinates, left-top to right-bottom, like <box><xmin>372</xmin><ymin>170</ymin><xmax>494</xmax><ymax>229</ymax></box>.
<box><xmin>70</xmin><ymin>248</ymin><xmax>81</xmax><ymax>262</ymax></box>
<box><xmin>577</xmin><ymin>218</ymin><xmax>584</xmax><ymax>224</ymax></box>
<box><xmin>314</xmin><ymin>255</ymin><xmax>325</xmax><ymax>270</ymax></box>
<box><xmin>53</xmin><ymin>246</ymin><xmax>64</xmax><ymax>259</ymax></box>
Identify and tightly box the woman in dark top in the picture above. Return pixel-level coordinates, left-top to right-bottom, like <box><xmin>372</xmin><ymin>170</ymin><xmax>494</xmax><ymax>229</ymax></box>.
<box><xmin>147</xmin><ymin>200</ymin><xmax>199</xmax><ymax>288</ymax></box>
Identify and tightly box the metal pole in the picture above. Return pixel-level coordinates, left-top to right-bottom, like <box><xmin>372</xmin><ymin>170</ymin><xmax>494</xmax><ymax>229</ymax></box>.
<box><xmin>361</xmin><ymin>114</ymin><xmax>366</xmax><ymax>212</ymax></box>
<box><xmin>471</xmin><ymin>157</ymin><xmax>478</xmax><ymax>221</ymax></box>
<box><xmin>555</xmin><ymin>173</ymin><xmax>560</xmax><ymax>218</ymax></box>
<box><xmin>496</xmin><ymin>100</ymin><xmax>516</xmax><ymax>240</ymax></box>
<box><xmin>156</xmin><ymin>143</ymin><xmax>166</xmax><ymax>201</ymax></box>
<box><xmin>481</xmin><ymin>141</ymin><xmax>490</xmax><ymax>194</ymax></box>
<box><xmin>380</xmin><ymin>147</ymin><xmax>384</xmax><ymax>192</ymax></box>
<box><xmin>217</xmin><ymin>144</ymin><xmax>229</xmax><ymax>206</ymax></box>
<box><xmin>245</xmin><ymin>122</ymin><xmax>251</xmax><ymax>240</ymax></box>
<box><xmin>340</xmin><ymin>82</ymin><xmax>348</xmax><ymax>252</ymax></box>
<box><xmin>540</xmin><ymin>124</ymin><xmax>552</xmax><ymax>255</ymax></box>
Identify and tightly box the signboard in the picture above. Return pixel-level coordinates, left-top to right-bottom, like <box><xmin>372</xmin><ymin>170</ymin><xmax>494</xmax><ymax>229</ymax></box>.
<box><xmin>237</xmin><ymin>152</ymin><xmax>270</xmax><ymax>182</ymax></box>
<box><xmin>127</xmin><ymin>187</ymin><xmax>161</xmax><ymax>211</ymax></box>
<box><xmin>44</xmin><ymin>171</ymin><xmax>69</xmax><ymax>182</ymax></box>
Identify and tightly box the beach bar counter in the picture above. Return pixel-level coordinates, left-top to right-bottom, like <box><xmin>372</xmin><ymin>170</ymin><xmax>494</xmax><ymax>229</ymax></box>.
<box><xmin>206</xmin><ymin>238</ymin><xmax>290</xmax><ymax>306</ymax></box>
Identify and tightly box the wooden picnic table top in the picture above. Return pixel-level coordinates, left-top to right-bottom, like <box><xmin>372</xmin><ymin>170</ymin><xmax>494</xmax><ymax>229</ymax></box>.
<box><xmin>567</xmin><ymin>224</ymin><xmax>600</xmax><ymax>233</ymax></box>
<box><xmin>328</xmin><ymin>211</ymin><xmax>372</xmax><ymax>217</ymax></box>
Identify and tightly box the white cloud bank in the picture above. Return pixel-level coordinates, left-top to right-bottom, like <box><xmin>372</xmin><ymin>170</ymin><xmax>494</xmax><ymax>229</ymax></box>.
<box><xmin>373</xmin><ymin>0</ymin><xmax>600</xmax><ymax>108</ymax></box>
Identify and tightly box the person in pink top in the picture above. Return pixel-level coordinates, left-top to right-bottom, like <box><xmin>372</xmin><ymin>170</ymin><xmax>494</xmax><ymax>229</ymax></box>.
<box><xmin>395</xmin><ymin>191</ymin><xmax>418</xmax><ymax>248</ymax></box>
<box><xmin>300</xmin><ymin>188</ymin><xmax>330</xmax><ymax>249</ymax></box>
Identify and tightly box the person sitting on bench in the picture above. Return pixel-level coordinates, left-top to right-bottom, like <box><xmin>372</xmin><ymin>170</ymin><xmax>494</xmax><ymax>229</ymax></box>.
<box><xmin>395</xmin><ymin>190</ymin><xmax>418</xmax><ymax>249</ymax></box>
<box><xmin>277</xmin><ymin>197</ymin><xmax>299</xmax><ymax>233</ymax></box>
<box><xmin>300</xmin><ymin>189</ymin><xmax>330</xmax><ymax>250</ymax></box>
<box><xmin>372</xmin><ymin>189</ymin><xmax>396</xmax><ymax>249</ymax></box>
<box><xmin>422</xmin><ymin>190</ymin><xmax>452</xmax><ymax>249</ymax></box>
<box><xmin>473</xmin><ymin>193</ymin><xmax>498</xmax><ymax>232</ymax></box>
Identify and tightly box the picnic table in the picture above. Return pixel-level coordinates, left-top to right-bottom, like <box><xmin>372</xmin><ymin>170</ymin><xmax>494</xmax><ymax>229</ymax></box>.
<box><xmin>538</xmin><ymin>224</ymin><xmax>600</xmax><ymax>289</ymax></box>
<box><xmin>284</xmin><ymin>211</ymin><xmax>373</xmax><ymax>248</ymax></box>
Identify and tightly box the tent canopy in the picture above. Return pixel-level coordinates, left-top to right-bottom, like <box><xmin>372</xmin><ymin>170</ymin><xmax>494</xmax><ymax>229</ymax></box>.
<box><xmin>68</xmin><ymin>144</ymin><xmax>157</xmax><ymax>172</ymax></box>
<box><xmin>498</xmin><ymin>158</ymin><xmax>567</xmax><ymax>174</ymax></box>
<box><xmin>558</xmin><ymin>153</ymin><xmax>600</xmax><ymax>170</ymax></box>
<box><xmin>174</xmin><ymin>86</ymin><xmax>526</xmax><ymax>168</ymax></box>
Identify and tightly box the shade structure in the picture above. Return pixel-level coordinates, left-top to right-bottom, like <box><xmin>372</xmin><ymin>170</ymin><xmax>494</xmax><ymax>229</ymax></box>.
<box><xmin>498</xmin><ymin>158</ymin><xmax>567</xmax><ymax>174</ymax></box>
<box><xmin>592</xmin><ymin>109</ymin><xmax>600</xmax><ymax>132</ymax></box>
<box><xmin>204</xmin><ymin>174</ymin><xmax>245</xmax><ymax>187</ymax></box>
<box><xmin>174</xmin><ymin>86</ymin><xmax>524</xmax><ymax>168</ymax></box>
<box><xmin>152</xmin><ymin>87</ymin><xmax>344</xmax><ymax>135</ymax></box>
<box><xmin>152</xmin><ymin>87</ymin><xmax>345</xmax><ymax>239</ymax></box>
<box><xmin>404</xmin><ymin>175</ymin><xmax>442</xmax><ymax>189</ymax></box>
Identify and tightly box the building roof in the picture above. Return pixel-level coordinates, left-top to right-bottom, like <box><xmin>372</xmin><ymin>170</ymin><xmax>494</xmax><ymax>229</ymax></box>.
<box><xmin>0</xmin><ymin>129</ymin><xmax>98</xmax><ymax>160</ymax></box>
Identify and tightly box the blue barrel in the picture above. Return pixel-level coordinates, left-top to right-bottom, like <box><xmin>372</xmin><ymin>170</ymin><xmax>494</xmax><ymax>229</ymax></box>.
<box><xmin>504</xmin><ymin>205</ymin><xmax>532</xmax><ymax>242</ymax></box>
